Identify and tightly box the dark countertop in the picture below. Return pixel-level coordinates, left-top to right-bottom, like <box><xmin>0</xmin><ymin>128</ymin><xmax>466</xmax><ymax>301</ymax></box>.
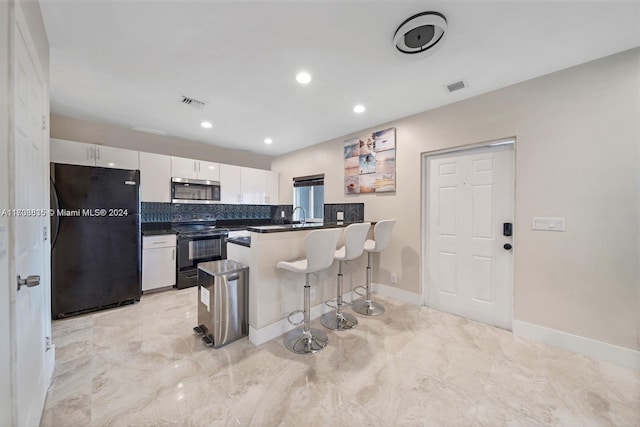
<box><xmin>142</xmin><ymin>229</ymin><xmax>177</xmax><ymax>236</ymax></box>
<box><xmin>227</xmin><ymin>236</ymin><xmax>251</xmax><ymax>248</ymax></box>
<box><xmin>247</xmin><ymin>221</ymin><xmax>371</xmax><ymax>234</ymax></box>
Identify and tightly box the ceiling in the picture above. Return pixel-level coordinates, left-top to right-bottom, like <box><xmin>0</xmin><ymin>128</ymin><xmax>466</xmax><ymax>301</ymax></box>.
<box><xmin>40</xmin><ymin>0</ymin><xmax>640</xmax><ymax>156</ymax></box>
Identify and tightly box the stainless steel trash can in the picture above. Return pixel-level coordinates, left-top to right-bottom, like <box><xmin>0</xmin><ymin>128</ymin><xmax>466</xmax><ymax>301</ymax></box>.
<box><xmin>194</xmin><ymin>260</ymin><xmax>249</xmax><ymax>348</ymax></box>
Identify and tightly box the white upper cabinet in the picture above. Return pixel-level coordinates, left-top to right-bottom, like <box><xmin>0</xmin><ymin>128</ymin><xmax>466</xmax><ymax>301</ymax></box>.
<box><xmin>267</xmin><ymin>171</ymin><xmax>279</xmax><ymax>205</ymax></box>
<box><xmin>241</xmin><ymin>167</ymin><xmax>266</xmax><ymax>205</ymax></box>
<box><xmin>220</xmin><ymin>164</ymin><xmax>241</xmax><ymax>203</ymax></box>
<box><xmin>171</xmin><ymin>156</ymin><xmax>220</xmax><ymax>181</ymax></box>
<box><xmin>94</xmin><ymin>145</ymin><xmax>139</xmax><ymax>170</ymax></box>
<box><xmin>198</xmin><ymin>160</ymin><xmax>220</xmax><ymax>181</ymax></box>
<box><xmin>50</xmin><ymin>138</ymin><xmax>95</xmax><ymax>166</ymax></box>
<box><xmin>171</xmin><ymin>156</ymin><xmax>198</xmax><ymax>179</ymax></box>
<box><xmin>139</xmin><ymin>152</ymin><xmax>172</xmax><ymax>202</ymax></box>
<box><xmin>50</xmin><ymin>138</ymin><xmax>139</xmax><ymax>169</ymax></box>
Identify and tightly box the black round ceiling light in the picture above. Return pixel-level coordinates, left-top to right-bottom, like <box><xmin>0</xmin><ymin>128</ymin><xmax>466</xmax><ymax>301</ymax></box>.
<box><xmin>393</xmin><ymin>11</ymin><xmax>447</xmax><ymax>59</ymax></box>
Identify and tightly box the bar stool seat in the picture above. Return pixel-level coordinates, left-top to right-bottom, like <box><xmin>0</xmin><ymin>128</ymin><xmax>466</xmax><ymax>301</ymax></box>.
<box><xmin>352</xmin><ymin>219</ymin><xmax>396</xmax><ymax>316</ymax></box>
<box><xmin>321</xmin><ymin>222</ymin><xmax>371</xmax><ymax>331</ymax></box>
<box><xmin>277</xmin><ymin>228</ymin><xmax>342</xmax><ymax>354</ymax></box>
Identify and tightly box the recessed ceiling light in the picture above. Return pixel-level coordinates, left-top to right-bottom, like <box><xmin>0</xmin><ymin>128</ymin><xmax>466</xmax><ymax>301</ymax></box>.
<box><xmin>201</xmin><ymin>121</ymin><xmax>212</xmax><ymax>129</ymax></box>
<box><xmin>296</xmin><ymin>72</ymin><xmax>312</xmax><ymax>85</ymax></box>
<box><xmin>353</xmin><ymin>104</ymin><xmax>366</xmax><ymax>113</ymax></box>
<box><xmin>264</xmin><ymin>138</ymin><xmax>273</xmax><ymax>145</ymax></box>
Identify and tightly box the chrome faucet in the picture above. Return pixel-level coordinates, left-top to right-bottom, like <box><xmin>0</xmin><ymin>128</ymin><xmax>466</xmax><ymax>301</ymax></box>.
<box><xmin>292</xmin><ymin>206</ymin><xmax>306</xmax><ymax>225</ymax></box>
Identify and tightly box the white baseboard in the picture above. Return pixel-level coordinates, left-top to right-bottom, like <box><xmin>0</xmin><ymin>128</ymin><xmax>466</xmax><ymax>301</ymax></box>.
<box><xmin>372</xmin><ymin>282</ymin><xmax>422</xmax><ymax>305</ymax></box>
<box><xmin>249</xmin><ymin>300</ymin><xmax>328</xmax><ymax>346</ymax></box>
<box><xmin>513</xmin><ymin>320</ymin><xmax>640</xmax><ymax>370</ymax></box>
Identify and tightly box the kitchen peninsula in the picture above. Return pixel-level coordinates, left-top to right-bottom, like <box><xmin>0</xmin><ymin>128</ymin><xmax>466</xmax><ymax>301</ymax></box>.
<box><xmin>227</xmin><ymin>222</ymin><xmax>372</xmax><ymax>345</ymax></box>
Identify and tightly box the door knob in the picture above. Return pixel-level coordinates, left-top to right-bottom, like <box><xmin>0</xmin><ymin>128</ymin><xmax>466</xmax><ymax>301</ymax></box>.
<box><xmin>503</xmin><ymin>243</ymin><xmax>512</xmax><ymax>250</ymax></box>
<box><xmin>17</xmin><ymin>275</ymin><xmax>40</xmax><ymax>291</ymax></box>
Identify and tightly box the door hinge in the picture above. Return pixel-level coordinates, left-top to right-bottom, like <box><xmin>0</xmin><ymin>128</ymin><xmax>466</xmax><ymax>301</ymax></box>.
<box><xmin>43</xmin><ymin>226</ymin><xmax>48</xmax><ymax>241</ymax></box>
<box><xmin>45</xmin><ymin>336</ymin><xmax>51</xmax><ymax>351</ymax></box>
<box><xmin>42</xmin><ymin>115</ymin><xmax>46</xmax><ymax>131</ymax></box>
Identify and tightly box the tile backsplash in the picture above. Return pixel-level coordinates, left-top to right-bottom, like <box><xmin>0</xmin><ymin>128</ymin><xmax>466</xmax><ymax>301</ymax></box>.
<box><xmin>142</xmin><ymin>202</ymin><xmax>365</xmax><ymax>223</ymax></box>
<box><xmin>141</xmin><ymin>202</ymin><xmax>272</xmax><ymax>223</ymax></box>
<box><xmin>324</xmin><ymin>203</ymin><xmax>364</xmax><ymax>223</ymax></box>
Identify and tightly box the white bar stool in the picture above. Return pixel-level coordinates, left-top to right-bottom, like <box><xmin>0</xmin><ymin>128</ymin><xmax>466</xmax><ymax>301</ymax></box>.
<box><xmin>352</xmin><ymin>219</ymin><xmax>396</xmax><ymax>316</ymax></box>
<box><xmin>321</xmin><ymin>222</ymin><xmax>371</xmax><ymax>331</ymax></box>
<box><xmin>277</xmin><ymin>228</ymin><xmax>342</xmax><ymax>354</ymax></box>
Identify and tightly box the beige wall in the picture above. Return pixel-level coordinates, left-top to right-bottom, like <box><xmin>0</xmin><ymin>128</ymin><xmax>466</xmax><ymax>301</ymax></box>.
<box><xmin>272</xmin><ymin>48</ymin><xmax>640</xmax><ymax>351</ymax></box>
<box><xmin>51</xmin><ymin>114</ymin><xmax>274</xmax><ymax>170</ymax></box>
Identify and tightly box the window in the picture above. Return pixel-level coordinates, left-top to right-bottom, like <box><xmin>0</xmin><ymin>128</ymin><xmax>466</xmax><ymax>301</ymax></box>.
<box><xmin>293</xmin><ymin>174</ymin><xmax>324</xmax><ymax>222</ymax></box>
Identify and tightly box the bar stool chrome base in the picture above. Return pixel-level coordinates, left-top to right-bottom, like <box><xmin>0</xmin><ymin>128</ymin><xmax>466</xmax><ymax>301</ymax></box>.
<box><xmin>284</xmin><ymin>328</ymin><xmax>328</xmax><ymax>354</ymax></box>
<box><xmin>320</xmin><ymin>311</ymin><xmax>358</xmax><ymax>330</ymax></box>
<box><xmin>352</xmin><ymin>299</ymin><xmax>385</xmax><ymax>316</ymax></box>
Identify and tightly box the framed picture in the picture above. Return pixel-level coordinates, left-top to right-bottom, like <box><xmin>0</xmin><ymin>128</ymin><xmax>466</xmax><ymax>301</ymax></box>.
<box><xmin>344</xmin><ymin>127</ymin><xmax>396</xmax><ymax>193</ymax></box>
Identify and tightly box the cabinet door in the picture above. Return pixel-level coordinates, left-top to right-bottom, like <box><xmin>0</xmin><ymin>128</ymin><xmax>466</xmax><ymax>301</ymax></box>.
<box><xmin>197</xmin><ymin>160</ymin><xmax>220</xmax><ymax>181</ymax></box>
<box><xmin>140</xmin><ymin>152</ymin><xmax>171</xmax><ymax>202</ymax></box>
<box><xmin>171</xmin><ymin>156</ymin><xmax>198</xmax><ymax>179</ymax></box>
<box><xmin>95</xmin><ymin>145</ymin><xmax>139</xmax><ymax>170</ymax></box>
<box><xmin>240</xmin><ymin>167</ymin><xmax>267</xmax><ymax>205</ymax></box>
<box><xmin>142</xmin><ymin>247</ymin><xmax>176</xmax><ymax>291</ymax></box>
<box><xmin>220</xmin><ymin>164</ymin><xmax>241</xmax><ymax>203</ymax></box>
<box><xmin>266</xmin><ymin>171</ymin><xmax>279</xmax><ymax>205</ymax></box>
<box><xmin>50</xmin><ymin>138</ymin><xmax>95</xmax><ymax>166</ymax></box>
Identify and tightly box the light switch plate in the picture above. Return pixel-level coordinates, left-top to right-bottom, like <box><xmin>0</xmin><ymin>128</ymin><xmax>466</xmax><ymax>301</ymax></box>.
<box><xmin>0</xmin><ymin>224</ymin><xmax>6</xmax><ymax>258</ymax></box>
<box><xmin>337</xmin><ymin>211</ymin><xmax>344</xmax><ymax>221</ymax></box>
<box><xmin>532</xmin><ymin>217</ymin><xmax>566</xmax><ymax>231</ymax></box>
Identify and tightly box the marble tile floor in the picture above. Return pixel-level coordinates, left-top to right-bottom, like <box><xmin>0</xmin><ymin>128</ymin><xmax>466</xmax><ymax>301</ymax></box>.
<box><xmin>41</xmin><ymin>288</ymin><xmax>640</xmax><ymax>427</ymax></box>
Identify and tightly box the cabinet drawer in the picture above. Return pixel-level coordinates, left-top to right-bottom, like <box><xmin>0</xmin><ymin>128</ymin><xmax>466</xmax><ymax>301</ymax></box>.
<box><xmin>143</xmin><ymin>234</ymin><xmax>176</xmax><ymax>248</ymax></box>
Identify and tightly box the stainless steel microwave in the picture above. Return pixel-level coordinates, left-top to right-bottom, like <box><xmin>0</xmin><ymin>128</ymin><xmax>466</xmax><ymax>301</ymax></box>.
<box><xmin>171</xmin><ymin>177</ymin><xmax>221</xmax><ymax>204</ymax></box>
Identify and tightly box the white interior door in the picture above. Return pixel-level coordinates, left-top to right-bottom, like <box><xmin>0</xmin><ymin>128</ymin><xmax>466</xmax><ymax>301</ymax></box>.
<box><xmin>12</xmin><ymin>10</ymin><xmax>49</xmax><ymax>426</ymax></box>
<box><xmin>425</xmin><ymin>142</ymin><xmax>514</xmax><ymax>329</ymax></box>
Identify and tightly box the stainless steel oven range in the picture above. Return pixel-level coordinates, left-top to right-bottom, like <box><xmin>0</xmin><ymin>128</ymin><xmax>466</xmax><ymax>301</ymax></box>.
<box><xmin>172</xmin><ymin>221</ymin><xmax>228</xmax><ymax>289</ymax></box>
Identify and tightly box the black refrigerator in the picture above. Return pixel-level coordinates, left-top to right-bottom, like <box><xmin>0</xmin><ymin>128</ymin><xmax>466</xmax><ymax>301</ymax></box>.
<box><xmin>51</xmin><ymin>163</ymin><xmax>142</xmax><ymax>319</ymax></box>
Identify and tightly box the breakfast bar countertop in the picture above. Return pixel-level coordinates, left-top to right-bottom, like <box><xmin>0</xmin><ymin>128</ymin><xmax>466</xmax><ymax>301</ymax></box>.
<box><xmin>247</xmin><ymin>221</ymin><xmax>370</xmax><ymax>234</ymax></box>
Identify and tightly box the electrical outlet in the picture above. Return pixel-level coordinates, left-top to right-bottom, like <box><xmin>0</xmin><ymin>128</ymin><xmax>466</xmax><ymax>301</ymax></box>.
<box><xmin>281</xmin><ymin>210</ymin><xmax>285</xmax><ymax>218</ymax></box>
<box><xmin>337</xmin><ymin>211</ymin><xmax>344</xmax><ymax>221</ymax></box>
<box><xmin>390</xmin><ymin>273</ymin><xmax>397</xmax><ymax>285</ymax></box>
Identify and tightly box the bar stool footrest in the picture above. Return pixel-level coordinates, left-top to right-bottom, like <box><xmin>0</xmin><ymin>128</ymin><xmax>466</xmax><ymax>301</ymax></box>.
<box><xmin>287</xmin><ymin>310</ymin><xmax>305</xmax><ymax>326</ymax></box>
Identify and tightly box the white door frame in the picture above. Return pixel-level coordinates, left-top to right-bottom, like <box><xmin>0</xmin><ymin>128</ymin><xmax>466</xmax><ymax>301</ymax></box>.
<box><xmin>8</xmin><ymin>3</ymin><xmax>53</xmax><ymax>425</ymax></box>
<box><xmin>420</xmin><ymin>137</ymin><xmax>516</xmax><ymax>324</ymax></box>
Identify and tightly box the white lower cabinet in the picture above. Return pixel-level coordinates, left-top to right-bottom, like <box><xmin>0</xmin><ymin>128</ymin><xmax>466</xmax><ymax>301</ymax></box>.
<box><xmin>142</xmin><ymin>234</ymin><xmax>176</xmax><ymax>292</ymax></box>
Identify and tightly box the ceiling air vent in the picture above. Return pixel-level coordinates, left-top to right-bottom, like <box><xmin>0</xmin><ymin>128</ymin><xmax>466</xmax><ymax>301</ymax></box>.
<box><xmin>179</xmin><ymin>95</ymin><xmax>207</xmax><ymax>109</ymax></box>
<box><xmin>446</xmin><ymin>80</ymin><xmax>466</xmax><ymax>93</ymax></box>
